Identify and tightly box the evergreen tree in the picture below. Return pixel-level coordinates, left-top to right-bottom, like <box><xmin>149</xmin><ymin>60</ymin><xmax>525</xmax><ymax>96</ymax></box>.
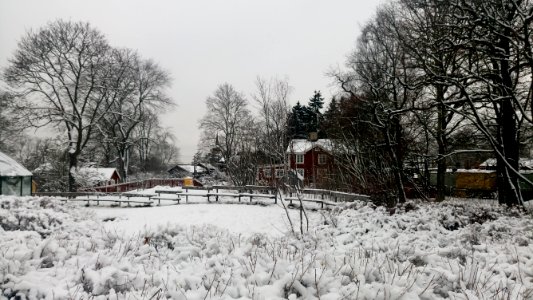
<box><xmin>306</xmin><ymin>91</ymin><xmax>325</xmax><ymax>136</ymax></box>
<box><xmin>321</xmin><ymin>97</ymin><xmax>340</xmax><ymax>138</ymax></box>
<box><xmin>308</xmin><ymin>90</ymin><xmax>325</xmax><ymax>112</ymax></box>
<box><xmin>287</xmin><ymin>101</ymin><xmax>307</xmax><ymax>139</ymax></box>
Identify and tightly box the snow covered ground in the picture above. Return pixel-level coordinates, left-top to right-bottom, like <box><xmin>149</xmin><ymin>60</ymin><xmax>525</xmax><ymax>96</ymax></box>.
<box><xmin>89</xmin><ymin>203</ymin><xmax>321</xmax><ymax>237</ymax></box>
<box><xmin>1</xmin><ymin>195</ymin><xmax>533</xmax><ymax>299</ymax></box>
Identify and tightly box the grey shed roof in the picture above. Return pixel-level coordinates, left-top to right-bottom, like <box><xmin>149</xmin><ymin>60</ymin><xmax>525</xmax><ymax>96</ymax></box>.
<box><xmin>0</xmin><ymin>151</ymin><xmax>32</xmax><ymax>176</ymax></box>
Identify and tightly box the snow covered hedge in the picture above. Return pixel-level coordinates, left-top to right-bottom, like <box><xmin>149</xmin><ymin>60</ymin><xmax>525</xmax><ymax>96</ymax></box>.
<box><xmin>1</xmin><ymin>196</ymin><xmax>533</xmax><ymax>299</ymax></box>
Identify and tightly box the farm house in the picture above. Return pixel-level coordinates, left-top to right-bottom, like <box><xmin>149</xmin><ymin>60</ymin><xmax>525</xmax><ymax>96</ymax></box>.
<box><xmin>0</xmin><ymin>150</ymin><xmax>32</xmax><ymax>196</ymax></box>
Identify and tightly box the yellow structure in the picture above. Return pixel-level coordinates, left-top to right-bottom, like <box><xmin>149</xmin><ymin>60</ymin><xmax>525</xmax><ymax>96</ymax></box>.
<box><xmin>183</xmin><ymin>177</ymin><xmax>194</xmax><ymax>187</ymax></box>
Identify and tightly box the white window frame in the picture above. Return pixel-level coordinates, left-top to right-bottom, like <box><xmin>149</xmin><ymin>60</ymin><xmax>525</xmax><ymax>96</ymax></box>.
<box><xmin>296</xmin><ymin>168</ymin><xmax>304</xmax><ymax>178</ymax></box>
<box><xmin>275</xmin><ymin>169</ymin><xmax>285</xmax><ymax>178</ymax></box>
<box><xmin>296</xmin><ymin>154</ymin><xmax>304</xmax><ymax>164</ymax></box>
<box><xmin>318</xmin><ymin>154</ymin><xmax>327</xmax><ymax>165</ymax></box>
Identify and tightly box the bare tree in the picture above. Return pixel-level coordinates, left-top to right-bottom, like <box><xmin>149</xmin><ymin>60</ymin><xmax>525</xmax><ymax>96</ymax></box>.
<box><xmin>199</xmin><ymin>83</ymin><xmax>254</xmax><ymax>184</ymax></box>
<box><xmin>4</xmin><ymin>20</ymin><xmax>113</xmax><ymax>191</ymax></box>
<box><xmin>334</xmin><ymin>4</ymin><xmax>423</xmax><ymax>205</ymax></box>
<box><xmin>443</xmin><ymin>0</ymin><xmax>533</xmax><ymax>206</ymax></box>
<box><xmin>253</xmin><ymin>76</ymin><xmax>291</xmax><ymax>164</ymax></box>
<box><xmin>0</xmin><ymin>89</ymin><xmax>25</xmax><ymax>154</ymax></box>
<box><xmin>392</xmin><ymin>0</ymin><xmax>469</xmax><ymax>202</ymax></box>
<box><xmin>98</xmin><ymin>48</ymin><xmax>172</xmax><ymax>180</ymax></box>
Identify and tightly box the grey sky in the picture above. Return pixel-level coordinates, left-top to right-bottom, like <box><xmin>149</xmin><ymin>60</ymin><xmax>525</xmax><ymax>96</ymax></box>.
<box><xmin>0</xmin><ymin>0</ymin><xmax>381</xmax><ymax>162</ymax></box>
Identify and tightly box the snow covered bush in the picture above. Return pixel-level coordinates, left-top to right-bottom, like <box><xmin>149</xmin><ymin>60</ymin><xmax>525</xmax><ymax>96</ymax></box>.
<box><xmin>1</xmin><ymin>196</ymin><xmax>533</xmax><ymax>299</ymax></box>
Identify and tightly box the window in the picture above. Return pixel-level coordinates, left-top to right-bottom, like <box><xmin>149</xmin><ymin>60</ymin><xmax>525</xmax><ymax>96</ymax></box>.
<box><xmin>296</xmin><ymin>168</ymin><xmax>304</xmax><ymax>178</ymax></box>
<box><xmin>275</xmin><ymin>169</ymin><xmax>285</xmax><ymax>178</ymax></box>
<box><xmin>263</xmin><ymin>169</ymin><xmax>272</xmax><ymax>178</ymax></box>
<box><xmin>296</xmin><ymin>154</ymin><xmax>304</xmax><ymax>164</ymax></box>
<box><xmin>318</xmin><ymin>154</ymin><xmax>327</xmax><ymax>165</ymax></box>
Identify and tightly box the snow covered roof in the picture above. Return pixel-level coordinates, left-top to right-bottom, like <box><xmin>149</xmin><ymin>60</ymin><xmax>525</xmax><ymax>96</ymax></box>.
<box><xmin>286</xmin><ymin>139</ymin><xmax>334</xmax><ymax>154</ymax></box>
<box><xmin>455</xmin><ymin>169</ymin><xmax>495</xmax><ymax>174</ymax></box>
<box><xmin>479</xmin><ymin>158</ymin><xmax>533</xmax><ymax>169</ymax></box>
<box><xmin>0</xmin><ymin>151</ymin><xmax>32</xmax><ymax>177</ymax></box>
<box><xmin>198</xmin><ymin>162</ymin><xmax>216</xmax><ymax>170</ymax></box>
<box><xmin>33</xmin><ymin>163</ymin><xmax>53</xmax><ymax>173</ymax></box>
<box><xmin>173</xmin><ymin>164</ymin><xmax>207</xmax><ymax>173</ymax></box>
<box><xmin>78</xmin><ymin>167</ymin><xmax>120</xmax><ymax>180</ymax></box>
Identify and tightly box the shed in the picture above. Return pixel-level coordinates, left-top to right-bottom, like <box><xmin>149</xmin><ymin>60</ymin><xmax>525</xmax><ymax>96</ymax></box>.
<box><xmin>0</xmin><ymin>150</ymin><xmax>33</xmax><ymax>196</ymax></box>
<box><xmin>76</xmin><ymin>167</ymin><xmax>121</xmax><ymax>186</ymax></box>
<box><xmin>168</xmin><ymin>164</ymin><xmax>207</xmax><ymax>178</ymax></box>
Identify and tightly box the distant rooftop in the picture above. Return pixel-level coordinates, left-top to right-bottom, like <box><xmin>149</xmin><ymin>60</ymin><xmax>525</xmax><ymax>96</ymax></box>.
<box><xmin>286</xmin><ymin>139</ymin><xmax>333</xmax><ymax>154</ymax></box>
<box><xmin>77</xmin><ymin>167</ymin><xmax>120</xmax><ymax>180</ymax></box>
<box><xmin>0</xmin><ymin>151</ymin><xmax>32</xmax><ymax>177</ymax></box>
<box><xmin>479</xmin><ymin>158</ymin><xmax>533</xmax><ymax>169</ymax></box>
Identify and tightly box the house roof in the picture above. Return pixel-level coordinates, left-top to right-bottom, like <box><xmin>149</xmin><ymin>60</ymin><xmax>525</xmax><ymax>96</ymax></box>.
<box><xmin>169</xmin><ymin>164</ymin><xmax>207</xmax><ymax>174</ymax></box>
<box><xmin>479</xmin><ymin>158</ymin><xmax>533</xmax><ymax>169</ymax></box>
<box><xmin>286</xmin><ymin>139</ymin><xmax>334</xmax><ymax>154</ymax></box>
<box><xmin>78</xmin><ymin>167</ymin><xmax>120</xmax><ymax>180</ymax></box>
<box><xmin>0</xmin><ymin>151</ymin><xmax>32</xmax><ymax>177</ymax></box>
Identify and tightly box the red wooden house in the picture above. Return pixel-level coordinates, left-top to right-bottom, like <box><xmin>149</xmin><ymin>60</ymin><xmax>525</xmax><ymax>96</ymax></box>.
<box><xmin>257</xmin><ymin>139</ymin><xmax>337</xmax><ymax>188</ymax></box>
<box><xmin>256</xmin><ymin>164</ymin><xmax>287</xmax><ymax>186</ymax></box>
<box><xmin>286</xmin><ymin>139</ymin><xmax>336</xmax><ymax>188</ymax></box>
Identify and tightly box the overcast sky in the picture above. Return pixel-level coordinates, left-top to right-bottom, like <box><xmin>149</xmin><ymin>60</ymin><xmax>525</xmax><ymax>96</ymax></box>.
<box><xmin>0</xmin><ymin>0</ymin><xmax>382</xmax><ymax>163</ymax></box>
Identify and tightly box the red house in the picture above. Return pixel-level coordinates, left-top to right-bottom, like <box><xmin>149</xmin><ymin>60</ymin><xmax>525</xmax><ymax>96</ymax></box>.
<box><xmin>286</xmin><ymin>139</ymin><xmax>336</xmax><ymax>188</ymax></box>
<box><xmin>257</xmin><ymin>139</ymin><xmax>337</xmax><ymax>188</ymax></box>
<box><xmin>256</xmin><ymin>163</ymin><xmax>287</xmax><ymax>186</ymax></box>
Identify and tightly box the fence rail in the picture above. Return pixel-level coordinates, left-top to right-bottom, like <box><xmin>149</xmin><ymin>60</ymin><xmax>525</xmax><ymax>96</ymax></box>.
<box><xmin>77</xmin><ymin>178</ymin><xmax>203</xmax><ymax>193</ymax></box>
<box><xmin>34</xmin><ymin>184</ymin><xmax>370</xmax><ymax>206</ymax></box>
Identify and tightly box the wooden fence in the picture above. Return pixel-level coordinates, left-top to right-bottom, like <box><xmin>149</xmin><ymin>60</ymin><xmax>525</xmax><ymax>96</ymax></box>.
<box><xmin>78</xmin><ymin>178</ymin><xmax>203</xmax><ymax>193</ymax></box>
<box><xmin>34</xmin><ymin>184</ymin><xmax>370</xmax><ymax>208</ymax></box>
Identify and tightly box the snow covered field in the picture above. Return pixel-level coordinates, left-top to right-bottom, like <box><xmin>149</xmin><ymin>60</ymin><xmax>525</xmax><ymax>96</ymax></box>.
<box><xmin>89</xmin><ymin>203</ymin><xmax>321</xmax><ymax>237</ymax></box>
<box><xmin>1</xmin><ymin>195</ymin><xmax>533</xmax><ymax>299</ymax></box>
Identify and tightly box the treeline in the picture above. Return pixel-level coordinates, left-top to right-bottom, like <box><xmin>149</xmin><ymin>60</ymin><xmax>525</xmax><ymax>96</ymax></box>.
<box><xmin>198</xmin><ymin>0</ymin><xmax>533</xmax><ymax>207</ymax></box>
<box><xmin>328</xmin><ymin>0</ymin><xmax>533</xmax><ymax>206</ymax></box>
<box><xmin>0</xmin><ymin>20</ymin><xmax>177</xmax><ymax>191</ymax></box>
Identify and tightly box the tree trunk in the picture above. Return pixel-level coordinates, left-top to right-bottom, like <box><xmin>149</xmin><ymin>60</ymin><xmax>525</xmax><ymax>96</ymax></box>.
<box><xmin>497</xmin><ymin>98</ymin><xmax>522</xmax><ymax>206</ymax></box>
<box><xmin>496</xmin><ymin>32</ymin><xmax>523</xmax><ymax>206</ymax></box>
<box><xmin>436</xmin><ymin>85</ymin><xmax>447</xmax><ymax>202</ymax></box>
<box><xmin>117</xmin><ymin>152</ymin><xmax>127</xmax><ymax>182</ymax></box>
<box><xmin>68</xmin><ymin>153</ymin><xmax>78</xmax><ymax>192</ymax></box>
<box><xmin>384</xmin><ymin>120</ymin><xmax>406</xmax><ymax>204</ymax></box>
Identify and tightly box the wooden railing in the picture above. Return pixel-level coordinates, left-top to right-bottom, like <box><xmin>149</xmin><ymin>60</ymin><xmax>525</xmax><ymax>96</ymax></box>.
<box><xmin>78</xmin><ymin>177</ymin><xmax>203</xmax><ymax>193</ymax></box>
<box><xmin>33</xmin><ymin>185</ymin><xmax>370</xmax><ymax>207</ymax></box>
<box><xmin>288</xmin><ymin>188</ymin><xmax>370</xmax><ymax>202</ymax></box>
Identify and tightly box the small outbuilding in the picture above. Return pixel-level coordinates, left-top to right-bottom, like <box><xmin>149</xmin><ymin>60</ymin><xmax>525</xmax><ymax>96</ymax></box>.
<box><xmin>76</xmin><ymin>167</ymin><xmax>121</xmax><ymax>186</ymax></box>
<box><xmin>0</xmin><ymin>150</ymin><xmax>33</xmax><ymax>196</ymax></box>
<box><xmin>168</xmin><ymin>164</ymin><xmax>207</xmax><ymax>178</ymax></box>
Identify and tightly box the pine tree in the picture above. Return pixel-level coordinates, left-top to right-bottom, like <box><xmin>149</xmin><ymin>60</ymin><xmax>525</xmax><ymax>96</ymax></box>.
<box><xmin>287</xmin><ymin>101</ymin><xmax>307</xmax><ymax>139</ymax></box>
<box><xmin>321</xmin><ymin>97</ymin><xmax>340</xmax><ymax>138</ymax></box>
<box><xmin>306</xmin><ymin>91</ymin><xmax>325</xmax><ymax>135</ymax></box>
<box><xmin>308</xmin><ymin>91</ymin><xmax>325</xmax><ymax>112</ymax></box>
